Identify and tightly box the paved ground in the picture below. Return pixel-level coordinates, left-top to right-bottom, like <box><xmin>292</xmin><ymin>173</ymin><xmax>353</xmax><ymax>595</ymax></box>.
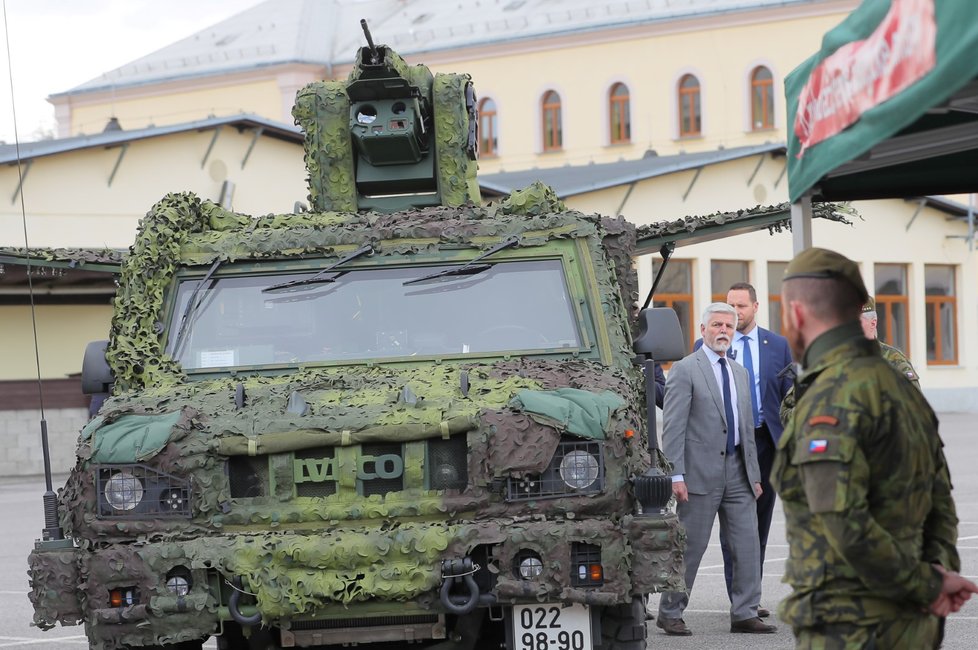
<box><xmin>1</xmin><ymin>412</ymin><xmax>976</xmax><ymax>648</ymax></box>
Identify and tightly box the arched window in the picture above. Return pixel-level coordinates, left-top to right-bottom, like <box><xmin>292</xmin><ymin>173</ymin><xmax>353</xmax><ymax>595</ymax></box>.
<box><xmin>678</xmin><ymin>74</ymin><xmax>701</xmax><ymax>137</ymax></box>
<box><xmin>609</xmin><ymin>83</ymin><xmax>631</xmax><ymax>144</ymax></box>
<box><xmin>542</xmin><ymin>90</ymin><xmax>562</xmax><ymax>151</ymax></box>
<box><xmin>751</xmin><ymin>66</ymin><xmax>774</xmax><ymax>130</ymax></box>
<box><xmin>478</xmin><ymin>97</ymin><xmax>498</xmax><ymax>157</ymax></box>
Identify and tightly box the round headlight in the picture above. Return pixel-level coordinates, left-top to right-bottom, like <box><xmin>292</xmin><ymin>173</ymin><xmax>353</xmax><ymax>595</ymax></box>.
<box><xmin>519</xmin><ymin>556</ymin><xmax>543</xmax><ymax>579</ymax></box>
<box><xmin>104</xmin><ymin>471</ymin><xmax>144</xmax><ymax>511</ymax></box>
<box><xmin>559</xmin><ymin>451</ymin><xmax>600</xmax><ymax>490</ymax></box>
<box><xmin>166</xmin><ymin>575</ymin><xmax>190</xmax><ymax>596</ymax></box>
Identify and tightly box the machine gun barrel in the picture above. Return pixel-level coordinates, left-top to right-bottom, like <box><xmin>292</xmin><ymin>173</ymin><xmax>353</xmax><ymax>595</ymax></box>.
<box><xmin>360</xmin><ymin>19</ymin><xmax>380</xmax><ymax>63</ymax></box>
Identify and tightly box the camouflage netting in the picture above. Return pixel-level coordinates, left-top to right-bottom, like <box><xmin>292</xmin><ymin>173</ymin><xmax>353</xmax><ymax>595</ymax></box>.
<box><xmin>30</xmin><ymin>185</ymin><xmax>686</xmax><ymax>647</ymax></box>
<box><xmin>635</xmin><ymin>200</ymin><xmax>859</xmax><ymax>243</ymax></box>
<box><xmin>0</xmin><ymin>246</ymin><xmax>125</xmax><ymax>266</ymax></box>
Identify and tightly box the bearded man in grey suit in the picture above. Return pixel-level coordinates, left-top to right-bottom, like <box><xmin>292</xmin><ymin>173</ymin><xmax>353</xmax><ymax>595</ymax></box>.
<box><xmin>655</xmin><ymin>302</ymin><xmax>776</xmax><ymax>636</ymax></box>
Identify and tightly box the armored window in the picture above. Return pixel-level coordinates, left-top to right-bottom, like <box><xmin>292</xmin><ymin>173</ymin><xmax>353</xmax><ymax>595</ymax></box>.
<box><xmin>678</xmin><ymin>74</ymin><xmax>701</xmax><ymax>137</ymax></box>
<box><xmin>874</xmin><ymin>263</ymin><xmax>910</xmax><ymax>355</ymax></box>
<box><xmin>750</xmin><ymin>66</ymin><xmax>774</xmax><ymax>130</ymax></box>
<box><xmin>652</xmin><ymin>259</ymin><xmax>694</xmax><ymax>350</ymax></box>
<box><xmin>608</xmin><ymin>83</ymin><xmax>630</xmax><ymax>144</ymax></box>
<box><xmin>924</xmin><ymin>265</ymin><xmax>957</xmax><ymax>365</ymax></box>
<box><xmin>711</xmin><ymin>260</ymin><xmax>749</xmax><ymax>303</ymax></box>
<box><xmin>767</xmin><ymin>261</ymin><xmax>788</xmax><ymax>337</ymax></box>
<box><xmin>542</xmin><ymin>90</ymin><xmax>562</xmax><ymax>151</ymax></box>
<box><xmin>479</xmin><ymin>97</ymin><xmax>498</xmax><ymax>157</ymax></box>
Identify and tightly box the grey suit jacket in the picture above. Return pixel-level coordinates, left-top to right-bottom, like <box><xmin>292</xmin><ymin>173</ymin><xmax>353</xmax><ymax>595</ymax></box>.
<box><xmin>662</xmin><ymin>346</ymin><xmax>761</xmax><ymax>495</ymax></box>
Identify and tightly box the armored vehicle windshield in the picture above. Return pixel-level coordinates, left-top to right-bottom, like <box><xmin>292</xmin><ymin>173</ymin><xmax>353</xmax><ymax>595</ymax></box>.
<box><xmin>165</xmin><ymin>253</ymin><xmax>587</xmax><ymax>370</ymax></box>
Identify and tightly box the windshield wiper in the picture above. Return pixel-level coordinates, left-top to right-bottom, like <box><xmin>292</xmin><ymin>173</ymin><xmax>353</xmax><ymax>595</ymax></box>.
<box><xmin>171</xmin><ymin>258</ymin><xmax>223</xmax><ymax>360</ymax></box>
<box><xmin>403</xmin><ymin>236</ymin><xmax>519</xmax><ymax>286</ymax></box>
<box><xmin>263</xmin><ymin>244</ymin><xmax>374</xmax><ymax>293</ymax></box>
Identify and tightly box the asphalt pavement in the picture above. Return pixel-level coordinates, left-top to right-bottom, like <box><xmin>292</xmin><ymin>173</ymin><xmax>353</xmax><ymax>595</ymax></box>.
<box><xmin>1</xmin><ymin>412</ymin><xmax>976</xmax><ymax>649</ymax></box>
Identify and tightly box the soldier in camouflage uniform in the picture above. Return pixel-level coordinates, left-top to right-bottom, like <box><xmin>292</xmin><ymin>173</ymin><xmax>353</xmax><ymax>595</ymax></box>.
<box><xmin>772</xmin><ymin>247</ymin><xmax>977</xmax><ymax>649</ymax></box>
<box><xmin>859</xmin><ymin>297</ymin><xmax>920</xmax><ymax>389</ymax></box>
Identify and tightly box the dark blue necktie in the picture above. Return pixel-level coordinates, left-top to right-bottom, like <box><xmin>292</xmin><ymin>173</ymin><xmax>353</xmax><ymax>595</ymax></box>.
<box><xmin>719</xmin><ymin>357</ymin><xmax>736</xmax><ymax>455</ymax></box>
<box><xmin>740</xmin><ymin>335</ymin><xmax>760</xmax><ymax>427</ymax></box>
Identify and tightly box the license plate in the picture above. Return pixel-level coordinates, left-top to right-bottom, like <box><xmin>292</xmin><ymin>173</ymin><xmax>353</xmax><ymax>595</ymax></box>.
<box><xmin>512</xmin><ymin>603</ymin><xmax>592</xmax><ymax>650</ymax></box>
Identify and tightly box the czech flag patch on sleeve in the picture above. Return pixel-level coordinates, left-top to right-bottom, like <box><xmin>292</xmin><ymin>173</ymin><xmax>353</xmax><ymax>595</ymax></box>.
<box><xmin>809</xmin><ymin>439</ymin><xmax>828</xmax><ymax>454</ymax></box>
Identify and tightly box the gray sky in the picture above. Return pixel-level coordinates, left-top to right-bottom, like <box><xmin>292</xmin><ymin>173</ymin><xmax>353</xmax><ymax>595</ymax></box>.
<box><xmin>0</xmin><ymin>0</ymin><xmax>262</xmax><ymax>143</ymax></box>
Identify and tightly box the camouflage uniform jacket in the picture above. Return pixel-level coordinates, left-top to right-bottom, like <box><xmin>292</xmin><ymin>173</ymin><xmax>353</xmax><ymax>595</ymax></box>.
<box><xmin>880</xmin><ymin>341</ymin><xmax>920</xmax><ymax>389</ymax></box>
<box><xmin>772</xmin><ymin>322</ymin><xmax>959</xmax><ymax>628</ymax></box>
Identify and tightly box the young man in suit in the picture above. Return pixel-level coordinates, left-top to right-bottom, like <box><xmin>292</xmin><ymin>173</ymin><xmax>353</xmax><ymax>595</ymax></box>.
<box><xmin>656</xmin><ymin>302</ymin><xmax>775</xmax><ymax>636</ymax></box>
<box><xmin>721</xmin><ymin>282</ymin><xmax>793</xmax><ymax>616</ymax></box>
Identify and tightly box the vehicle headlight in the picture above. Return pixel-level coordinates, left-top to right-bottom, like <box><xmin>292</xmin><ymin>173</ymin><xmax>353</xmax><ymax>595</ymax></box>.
<box><xmin>514</xmin><ymin>550</ymin><xmax>544</xmax><ymax>580</ymax></box>
<box><xmin>559</xmin><ymin>450</ymin><xmax>600</xmax><ymax>490</ymax></box>
<box><xmin>104</xmin><ymin>470</ymin><xmax>144</xmax><ymax>511</ymax></box>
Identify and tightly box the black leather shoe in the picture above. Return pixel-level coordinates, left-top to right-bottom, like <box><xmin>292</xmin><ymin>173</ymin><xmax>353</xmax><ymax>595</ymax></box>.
<box><xmin>731</xmin><ymin>617</ymin><xmax>777</xmax><ymax>633</ymax></box>
<box><xmin>657</xmin><ymin>617</ymin><xmax>692</xmax><ymax>636</ymax></box>
<box><xmin>758</xmin><ymin>606</ymin><xmax>771</xmax><ymax>618</ymax></box>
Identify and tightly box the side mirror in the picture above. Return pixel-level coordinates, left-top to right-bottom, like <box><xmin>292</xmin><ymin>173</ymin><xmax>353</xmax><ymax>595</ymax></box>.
<box><xmin>81</xmin><ymin>340</ymin><xmax>114</xmax><ymax>395</ymax></box>
<box><xmin>633</xmin><ymin>307</ymin><xmax>686</xmax><ymax>362</ymax></box>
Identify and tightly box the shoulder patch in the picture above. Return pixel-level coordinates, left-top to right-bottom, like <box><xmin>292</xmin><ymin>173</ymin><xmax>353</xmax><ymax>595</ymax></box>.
<box><xmin>809</xmin><ymin>439</ymin><xmax>828</xmax><ymax>453</ymax></box>
<box><xmin>807</xmin><ymin>415</ymin><xmax>839</xmax><ymax>427</ymax></box>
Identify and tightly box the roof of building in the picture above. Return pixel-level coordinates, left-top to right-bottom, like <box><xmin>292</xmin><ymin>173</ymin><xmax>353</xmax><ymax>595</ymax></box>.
<box><xmin>479</xmin><ymin>142</ymin><xmax>786</xmax><ymax>198</ymax></box>
<box><xmin>59</xmin><ymin>0</ymin><xmax>820</xmax><ymax>97</ymax></box>
<box><xmin>0</xmin><ymin>114</ymin><xmax>301</xmax><ymax>164</ymax></box>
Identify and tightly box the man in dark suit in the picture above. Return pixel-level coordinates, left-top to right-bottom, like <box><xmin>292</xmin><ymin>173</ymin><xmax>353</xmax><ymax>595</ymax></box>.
<box><xmin>721</xmin><ymin>282</ymin><xmax>793</xmax><ymax>616</ymax></box>
<box><xmin>656</xmin><ymin>302</ymin><xmax>775</xmax><ymax>636</ymax></box>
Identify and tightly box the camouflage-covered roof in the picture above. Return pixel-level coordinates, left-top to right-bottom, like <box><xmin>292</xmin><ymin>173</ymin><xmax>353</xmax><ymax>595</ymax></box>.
<box><xmin>634</xmin><ymin>201</ymin><xmax>858</xmax><ymax>254</ymax></box>
<box><xmin>0</xmin><ymin>247</ymin><xmax>125</xmax><ymax>272</ymax></box>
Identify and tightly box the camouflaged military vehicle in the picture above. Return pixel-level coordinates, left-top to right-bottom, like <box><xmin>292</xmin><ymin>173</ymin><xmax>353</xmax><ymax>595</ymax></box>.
<box><xmin>27</xmin><ymin>24</ymin><xmax>692</xmax><ymax>650</ymax></box>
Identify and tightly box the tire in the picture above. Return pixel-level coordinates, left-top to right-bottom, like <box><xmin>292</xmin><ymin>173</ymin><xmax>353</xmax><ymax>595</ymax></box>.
<box><xmin>599</xmin><ymin>597</ymin><xmax>647</xmax><ymax>650</ymax></box>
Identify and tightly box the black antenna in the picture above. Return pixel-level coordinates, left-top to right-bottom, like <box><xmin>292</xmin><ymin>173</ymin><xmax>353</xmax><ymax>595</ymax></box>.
<box><xmin>360</xmin><ymin>18</ymin><xmax>380</xmax><ymax>64</ymax></box>
<box><xmin>2</xmin><ymin>1</ymin><xmax>63</xmax><ymax>542</ymax></box>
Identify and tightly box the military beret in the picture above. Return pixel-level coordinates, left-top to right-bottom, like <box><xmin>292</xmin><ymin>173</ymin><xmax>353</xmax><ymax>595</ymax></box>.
<box><xmin>783</xmin><ymin>247</ymin><xmax>869</xmax><ymax>303</ymax></box>
<box><xmin>862</xmin><ymin>297</ymin><xmax>876</xmax><ymax>313</ymax></box>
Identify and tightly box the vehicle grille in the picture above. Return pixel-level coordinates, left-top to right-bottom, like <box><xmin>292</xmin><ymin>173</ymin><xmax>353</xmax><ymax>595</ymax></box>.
<box><xmin>426</xmin><ymin>435</ymin><xmax>468</xmax><ymax>490</ymax></box>
<box><xmin>228</xmin><ymin>456</ymin><xmax>268</xmax><ymax>498</ymax></box>
<box><xmin>228</xmin><ymin>435</ymin><xmax>470</xmax><ymax>502</ymax></box>
<box><xmin>295</xmin><ymin>447</ymin><xmax>337</xmax><ymax>498</ymax></box>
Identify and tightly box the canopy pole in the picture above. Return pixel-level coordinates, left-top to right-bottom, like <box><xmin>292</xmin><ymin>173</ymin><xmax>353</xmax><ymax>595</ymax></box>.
<box><xmin>791</xmin><ymin>194</ymin><xmax>813</xmax><ymax>253</ymax></box>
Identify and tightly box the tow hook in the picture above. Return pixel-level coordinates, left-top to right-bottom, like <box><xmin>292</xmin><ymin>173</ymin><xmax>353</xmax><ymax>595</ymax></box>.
<box><xmin>228</xmin><ymin>576</ymin><xmax>262</xmax><ymax>626</ymax></box>
<box><xmin>439</xmin><ymin>558</ymin><xmax>480</xmax><ymax>615</ymax></box>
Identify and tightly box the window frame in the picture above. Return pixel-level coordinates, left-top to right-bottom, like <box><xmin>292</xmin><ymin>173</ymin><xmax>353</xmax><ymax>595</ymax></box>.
<box><xmin>710</xmin><ymin>259</ymin><xmax>750</xmax><ymax>303</ymax></box>
<box><xmin>678</xmin><ymin>74</ymin><xmax>702</xmax><ymax>138</ymax></box>
<box><xmin>767</xmin><ymin>261</ymin><xmax>788</xmax><ymax>337</ymax></box>
<box><xmin>608</xmin><ymin>82</ymin><xmax>631</xmax><ymax>145</ymax></box>
<box><xmin>924</xmin><ymin>264</ymin><xmax>958</xmax><ymax>366</ymax></box>
<box><xmin>542</xmin><ymin>90</ymin><xmax>563</xmax><ymax>152</ymax></box>
<box><xmin>750</xmin><ymin>66</ymin><xmax>774</xmax><ymax>130</ymax></box>
<box><xmin>478</xmin><ymin>97</ymin><xmax>498</xmax><ymax>158</ymax></box>
<box><xmin>652</xmin><ymin>259</ymin><xmax>695</xmax><ymax>350</ymax></box>
<box><xmin>873</xmin><ymin>263</ymin><xmax>910</xmax><ymax>355</ymax></box>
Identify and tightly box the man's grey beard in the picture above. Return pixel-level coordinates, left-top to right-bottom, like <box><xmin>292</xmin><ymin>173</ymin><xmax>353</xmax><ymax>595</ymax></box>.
<box><xmin>708</xmin><ymin>338</ymin><xmax>731</xmax><ymax>354</ymax></box>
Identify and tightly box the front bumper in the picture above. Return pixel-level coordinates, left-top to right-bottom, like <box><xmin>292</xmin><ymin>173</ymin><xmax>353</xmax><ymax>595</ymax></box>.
<box><xmin>29</xmin><ymin>514</ymin><xmax>683</xmax><ymax>647</ymax></box>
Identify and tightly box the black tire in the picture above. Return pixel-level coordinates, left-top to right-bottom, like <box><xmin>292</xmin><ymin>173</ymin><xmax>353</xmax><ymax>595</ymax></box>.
<box><xmin>599</xmin><ymin>597</ymin><xmax>647</xmax><ymax>650</ymax></box>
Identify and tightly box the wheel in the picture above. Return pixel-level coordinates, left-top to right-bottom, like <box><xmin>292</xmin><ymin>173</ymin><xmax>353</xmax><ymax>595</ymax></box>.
<box><xmin>599</xmin><ymin>597</ymin><xmax>647</xmax><ymax>650</ymax></box>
